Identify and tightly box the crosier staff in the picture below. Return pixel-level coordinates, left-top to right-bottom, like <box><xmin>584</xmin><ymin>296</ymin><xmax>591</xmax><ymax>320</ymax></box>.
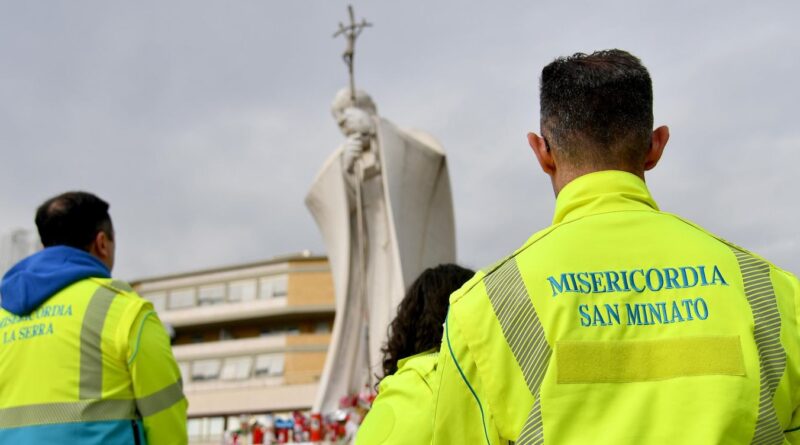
<box><xmin>333</xmin><ymin>5</ymin><xmax>372</xmax><ymax>102</ymax></box>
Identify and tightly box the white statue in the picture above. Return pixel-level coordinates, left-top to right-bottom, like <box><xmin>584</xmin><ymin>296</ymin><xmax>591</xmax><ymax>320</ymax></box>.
<box><xmin>306</xmin><ymin>88</ymin><xmax>457</xmax><ymax>413</ymax></box>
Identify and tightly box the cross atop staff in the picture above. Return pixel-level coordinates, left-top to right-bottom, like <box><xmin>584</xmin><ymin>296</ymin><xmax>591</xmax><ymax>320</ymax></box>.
<box><xmin>333</xmin><ymin>5</ymin><xmax>372</xmax><ymax>102</ymax></box>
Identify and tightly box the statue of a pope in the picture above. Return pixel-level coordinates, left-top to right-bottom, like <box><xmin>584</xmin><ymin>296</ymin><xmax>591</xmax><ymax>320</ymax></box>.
<box><xmin>306</xmin><ymin>88</ymin><xmax>457</xmax><ymax>413</ymax></box>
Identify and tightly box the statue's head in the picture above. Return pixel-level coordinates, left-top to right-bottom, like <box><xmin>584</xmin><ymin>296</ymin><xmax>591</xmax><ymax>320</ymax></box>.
<box><xmin>338</xmin><ymin>108</ymin><xmax>374</xmax><ymax>137</ymax></box>
<box><xmin>331</xmin><ymin>88</ymin><xmax>377</xmax><ymax>136</ymax></box>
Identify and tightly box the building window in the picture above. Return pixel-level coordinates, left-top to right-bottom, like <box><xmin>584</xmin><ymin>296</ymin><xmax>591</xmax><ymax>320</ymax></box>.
<box><xmin>188</xmin><ymin>416</ymin><xmax>225</xmax><ymax>442</ymax></box>
<box><xmin>178</xmin><ymin>362</ymin><xmax>190</xmax><ymax>382</ymax></box>
<box><xmin>228</xmin><ymin>279</ymin><xmax>257</xmax><ymax>302</ymax></box>
<box><xmin>314</xmin><ymin>320</ymin><xmax>331</xmax><ymax>333</ymax></box>
<box><xmin>192</xmin><ymin>359</ymin><xmax>221</xmax><ymax>381</ymax></box>
<box><xmin>227</xmin><ymin>416</ymin><xmax>242</xmax><ymax>434</ymax></box>
<box><xmin>190</xmin><ymin>334</ymin><xmax>205</xmax><ymax>344</ymax></box>
<box><xmin>259</xmin><ymin>327</ymin><xmax>298</xmax><ymax>337</ymax></box>
<box><xmin>258</xmin><ymin>278</ymin><xmax>273</xmax><ymax>299</ymax></box>
<box><xmin>220</xmin><ymin>356</ymin><xmax>253</xmax><ymax>380</ymax></box>
<box><xmin>219</xmin><ymin>329</ymin><xmax>234</xmax><ymax>341</ymax></box>
<box><xmin>259</xmin><ymin>328</ymin><xmax>279</xmax><ymax>337</ymax></box>
<box><xmin>169</xmin><ymin>288</ymin><xmax>196</xmax><ymax>309</ymax></box>
<box><xmin>274</xmin><ymin>276</ymin><xmax>288</xmax><ymax>297</ymax></box>
<box><xmin>143</xmin><ymin>292</ymin><xmax>167</xmax><ymax>312</ymax></box>
<box><xmin>198</xmin><ymin>284</ymin><xmax>225</xmax><ymax>306</ymax></box>
<box><xmin>254</xmin><ymin>353</ymin><xmax>285</xmax><ymax>377</ymax></box>
<box><xmin>187</xmin><ymin>418</ymin><xmax>203</xmax><ymax>440</ymax></box>
<box><xmin>259</xmin><ymin>275</ymin><xmax>288</xmax><ymax>299</ymax></box>
<box><xmin>208</xmin><ymin>417</ymin><xmax>225</xmax><ymax>440</ymax></box>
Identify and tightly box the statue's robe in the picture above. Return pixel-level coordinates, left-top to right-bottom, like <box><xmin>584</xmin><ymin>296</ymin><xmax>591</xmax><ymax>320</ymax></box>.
<box><xmin>305</xmin><ymin>117</ymin><xmax>456</xmax><ymax>413</ymax></box>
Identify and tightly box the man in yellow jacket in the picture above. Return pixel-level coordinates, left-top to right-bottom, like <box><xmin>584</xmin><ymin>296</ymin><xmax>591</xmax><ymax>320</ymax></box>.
<box><xmin>0</xmin><ymin>191</ymin><xmax>187</xmax><ymax>444</ymax></box>
<box><xmin>432</xmin><ymin>49</ymin><xmax>800</xmax><ymax>444</ymax></box>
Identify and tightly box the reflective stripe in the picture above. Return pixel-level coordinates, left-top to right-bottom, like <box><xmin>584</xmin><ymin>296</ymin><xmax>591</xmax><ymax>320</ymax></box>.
<box><xmin>110</xmin><ymin>280</ymin><xmax>133</xmax><ymax>292</ymax></box>
<box><xmin>484</xmin><ymin>258</ymin><xmax>550</xmax><ymax>445</ymax></box>
<box><xmin>731</xmin><ymin>249</ymin><xmax>786</xmax><ymax>445</ymax></box>
<box><xmin>136</xmin><ymin>380</ymin><xmax>185</xmax><ymax>417</ymax></box>
<box><xmin>517</xmin><ymin>397</ymin><xmax>543</xmax><ymax>445</ymax></box>
<box><xmin>80</xmin><ymin>285</ymin><xmax>117</xmax><ymax>399</ymax></box>
<box><xmin>0</xmin><ymin>399</ymin><xmax>137</xmax><ymax>429</ymax></box>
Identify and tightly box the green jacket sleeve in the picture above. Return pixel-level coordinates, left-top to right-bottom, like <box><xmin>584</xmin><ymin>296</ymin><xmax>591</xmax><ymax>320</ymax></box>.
<box><xmin>128</xmin><ymin>308</ymin><xmax>188</xmax><ymax>445</ymax></box>
<box><xmin>432</xmin><ymin>312</ymin><xmax>500</xmax><ymax>445</ymax></box>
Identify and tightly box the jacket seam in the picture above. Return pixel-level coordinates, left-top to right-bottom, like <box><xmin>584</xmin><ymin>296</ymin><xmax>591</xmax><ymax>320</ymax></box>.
<box><xmin>128</xmin><ymin>311</ymin><xmax>156</xmax><ymax>365</ymax></box>
<box><xmin>446</xmin><ymin>313</ymin><xmax>491</xmax><ymax>445</ymax></box>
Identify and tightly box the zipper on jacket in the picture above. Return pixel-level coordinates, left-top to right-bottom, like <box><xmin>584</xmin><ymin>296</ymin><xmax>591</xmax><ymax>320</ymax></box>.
<box><xmin>132</xmin><ymin>420</ymin><xmax>142</xmax><ymax>445</ymax></box>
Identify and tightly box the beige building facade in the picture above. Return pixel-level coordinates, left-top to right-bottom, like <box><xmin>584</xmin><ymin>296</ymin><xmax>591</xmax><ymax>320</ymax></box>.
<box><xmin>131</xmin><ymin>253</ymin><xmax>335</xmax><ymax>445</ymax></box>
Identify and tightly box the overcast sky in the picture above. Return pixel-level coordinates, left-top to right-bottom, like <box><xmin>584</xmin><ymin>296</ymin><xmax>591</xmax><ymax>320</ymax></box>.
<box><xmin>1</xmin><ymin>0</ymin><xmax>798</xmax><ymax>280</ymax></box>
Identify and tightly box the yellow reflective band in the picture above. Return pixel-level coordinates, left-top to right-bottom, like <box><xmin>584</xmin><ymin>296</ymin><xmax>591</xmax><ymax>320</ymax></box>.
<box><xmin>484</xmin><ymin>258</ymin><xmax>549</xmax><ymax>445</ymax></box>
<box><xmin>79</xmin><ymin>285</ymin><xmax>117</xmax><ymax>399</ymax></box>
<box><xmin>136</xmin><ymin>380</ymin><xmax>185</xmax><ymax>417</ymax></box>
<box><xmin>0</xmin><ymin>399</ymin><xmax>137</xmax><ymax>429</ymax></box>
<box><xmin>110</xmin><ymin>280</ymin><xmax>133</xmax><ymax>292</ymax></box>
<box><xmin>730</xmin><ymin>248</ymin><xmax>785</xmax><ymax>445</ymax></box>
<box><xmin>556</xmin><ymin>336</ymin><xmax>746</xmax><ymax>384</ymax></box>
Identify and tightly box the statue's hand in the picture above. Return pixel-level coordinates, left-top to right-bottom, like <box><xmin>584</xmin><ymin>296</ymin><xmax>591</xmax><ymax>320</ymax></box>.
<box><xmin>344</xmin><ymin>134</ymin><xmax>366</xmax><ymax>174</ymax></box>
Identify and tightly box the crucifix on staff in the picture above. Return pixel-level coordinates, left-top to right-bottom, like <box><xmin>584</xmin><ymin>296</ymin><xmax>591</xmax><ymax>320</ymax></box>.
<box><xmin>333</xmin><ymin>5</ymin><xmax>372</xmax><ymax>102</ymax></box>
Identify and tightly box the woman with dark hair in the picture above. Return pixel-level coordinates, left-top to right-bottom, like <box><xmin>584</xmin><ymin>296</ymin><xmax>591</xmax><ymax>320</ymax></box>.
<box><xmin>356</xmin><ymin>263</ymin><xmax>475</xmax><ymax>445</ymax></box>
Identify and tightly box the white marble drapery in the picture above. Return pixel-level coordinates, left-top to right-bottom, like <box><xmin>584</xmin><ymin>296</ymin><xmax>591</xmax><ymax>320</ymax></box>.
<box><xmin>306</xmin><ymin>90</ymin><xmax>456</xmax><ymax>413</ymax></box>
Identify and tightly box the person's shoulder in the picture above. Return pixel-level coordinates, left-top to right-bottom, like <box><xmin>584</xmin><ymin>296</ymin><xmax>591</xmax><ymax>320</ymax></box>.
<box><xmin>87</xmin><ymin>278</ymin><xmax>151</xmax><ymax>310</ymax></box>
<box><xmin>448</xmin><ymin>270</ymin><xmax>487</xmax><ymax>305</ymax></box>
<box><xmin>450</xmin><ymin>226</ymin><xmax>558</xmax><ymax>306</ymax></box>
<box><xmin>380</xmin><ymin>351</ymin><xmax>439</xmax><ymax>394</ymax></box>
<box><xmin>396</xmin><ymin>351</ymin><xmax>438</xmax><ymax>380</ymax></box>
<box><xmin>659</xmin><ymin>212</ymin><xmax>800</xmax><ymax>303</ymax></box>
<box><xmin>661</xmin><ymin>212</ymin><xmax>794</xmax><ymax>273</ymax></box>
<box><xmin>358</xmin><ymin>353</ymin><xmax>439</xmax><ymax>445</ymax></box>
<box><xmin>89</xmin><ymin>278</ymin><xmax>137</xmax><ymax>296</ymax></box>
<box><xmin>448</xmin><ymin>255</ymin><xmax>523</xmax><ymax>307</ymax></box>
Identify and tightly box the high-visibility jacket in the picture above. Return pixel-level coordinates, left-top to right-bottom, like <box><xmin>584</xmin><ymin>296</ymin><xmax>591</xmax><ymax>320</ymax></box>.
<box><xmin>356</xmin><ymin>351</ymin><xmax>439</xmax><ymax>445</ymax></box>
<box><xmin>0</xmin><ymin>277</ymin><xmax>187</xmax><ymax>444</ymax></box>
<box><xmin>432</xmin><ymin>170</ymin><xmax>800</xmax><ymax>444</ymax></box>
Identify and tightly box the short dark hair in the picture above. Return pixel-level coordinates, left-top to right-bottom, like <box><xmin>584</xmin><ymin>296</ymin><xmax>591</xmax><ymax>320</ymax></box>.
<box><xmin>380</xmin><ymin>263</ymin><xmax>475</xmax><ymax>380</ymax></box>
<box><xmin>540</xmin><ymin>49</ymin><xmax>653</xmax><ymax>168</ymax></box>
<box><xmin>35</xmin><ymin>191</ymin><xmax>113</xmax><ymax>250</ymax></box>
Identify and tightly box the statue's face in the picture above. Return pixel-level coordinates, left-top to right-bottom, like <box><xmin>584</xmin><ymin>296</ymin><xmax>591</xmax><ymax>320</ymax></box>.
<box><xmin>336</xmin><ymin>107</ymin><xmax>374</xmax><ymax>136</ymax></box>
<box><xmin>331</xmin><ymin>88</ymin><xmax>377</xmax><ymax>136</ymax></box>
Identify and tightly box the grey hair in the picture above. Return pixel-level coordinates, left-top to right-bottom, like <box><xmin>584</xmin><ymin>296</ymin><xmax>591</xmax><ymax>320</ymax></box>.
<box><xmin>331</xmin><ymin>88</ymin><xmax>378</xmax><ymax>120</ymax></box>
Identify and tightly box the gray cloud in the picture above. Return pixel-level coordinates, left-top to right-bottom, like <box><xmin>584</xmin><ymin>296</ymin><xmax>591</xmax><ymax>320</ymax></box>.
<box><xmin>1</xmin><ymin>0</ymin><xmax>797</xmax><ymax>279</ymax></box>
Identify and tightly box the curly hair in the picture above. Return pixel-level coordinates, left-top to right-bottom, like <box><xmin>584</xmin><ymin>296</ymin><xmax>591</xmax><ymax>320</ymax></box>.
<box><xmin>380</xmin><ymin>263</ymin><xmax>475</xmax><ymax>380</ymax></box>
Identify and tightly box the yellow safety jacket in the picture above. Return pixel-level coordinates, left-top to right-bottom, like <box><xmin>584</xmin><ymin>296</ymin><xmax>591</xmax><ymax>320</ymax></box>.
<box><xmin>0</xmin><ymin>277</ymin><xmax>187</xmax><ymax>444</ymax></box>
<box><xmin>356</xmin><ymin>351</ymin><xmax>439</xmax><ymax>445</ymax></box>
<box><xmin>432</xmin><ymin>170</ymin><xmax>800</xmax><ymax>444</ymax></box>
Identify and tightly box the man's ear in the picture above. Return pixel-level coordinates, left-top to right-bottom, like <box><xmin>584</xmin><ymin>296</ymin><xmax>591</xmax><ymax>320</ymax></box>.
<box><xmin>89</xmin><ymin>231</ymin><xmax>112</xmax><ymax>266</ymax></box>
<box><xmin>528</xmin><ymin>132</ymin><xmax>556</xmax><ymax>176</ymax></box>
<box><xmin>644</xmin><ymin>126</ymin><xmax>670</xmax><ymax>171</ymax></box>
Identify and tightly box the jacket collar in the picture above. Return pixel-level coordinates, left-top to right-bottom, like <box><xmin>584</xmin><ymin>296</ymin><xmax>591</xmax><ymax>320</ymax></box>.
<box><xmin>552</xmin><ymin>170</ymin><xmax>659</xmax><ymax>225</ymax></box>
